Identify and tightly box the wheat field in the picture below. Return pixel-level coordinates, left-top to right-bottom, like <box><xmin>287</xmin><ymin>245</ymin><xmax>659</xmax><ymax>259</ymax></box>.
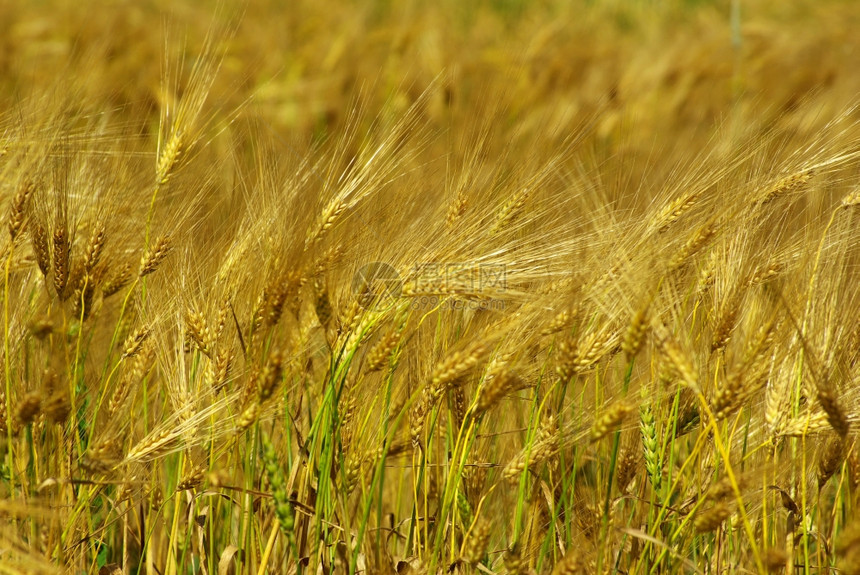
<box><xmin>2</xmin><ymin>0</ymin><xmax>860</xmax><ymax>573</ymax></box>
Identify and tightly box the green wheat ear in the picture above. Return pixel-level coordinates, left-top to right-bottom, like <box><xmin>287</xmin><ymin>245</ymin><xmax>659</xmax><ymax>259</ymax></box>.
<box><xmin>640</xmin><ymin>402</ymin><xmax>662</xmax><ymax>495</ymax></box>
<box><xmin>261</xmin><ymin>432</ymin><xmax>296</xmax><ymax>555</ymax></box>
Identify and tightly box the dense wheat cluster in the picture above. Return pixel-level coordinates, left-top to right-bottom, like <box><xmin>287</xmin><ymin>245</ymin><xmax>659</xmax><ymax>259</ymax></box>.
<box><xmin>3</xmin><ymin>0</ymin><xmax>860</xmax><ymax>573</ymax></box>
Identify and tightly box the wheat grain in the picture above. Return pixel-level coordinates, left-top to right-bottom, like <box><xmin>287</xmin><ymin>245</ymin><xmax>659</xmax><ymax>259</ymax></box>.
<box><xmin>654</xmin><ymin>189</ymin><xmax>703</xmax><ymax>232</ymax></box>
<box><xmin>461</xmin><ymin>517</ymin><xmax>490</xmax><ymax>565</ymax></box>
<box><xmin>616</xmin><ymin>447</ymin><xmax>638</xmax><ymax>493</ymax></box>
<box><xmin>15</xmin><ymin>392</ymin><xmax>41</xmax><ymax>425</ymax></box>
<box><xmin>139</xmin><ymin>235</ymin><xmax>172</xmax><ymax>277</ymax></box>
<box><xmin>591</xmin><ymin>401</ymin><xmax>632</xmax><ymax>442</ymax></box>
<box><xmin>640</xmin><ymin>403</ymin><xmax>662</xmax><ymax>493</ymax></box>
<box><xmin>446</xmin><ymin>190</ymin><xmax>468</xmax><ymax>228</ymax></box>
<box><xmin>622</xmin><ymin>305</ymin><xmax>650</xmax><ymax>359</ymax></box>
<box><xmin>102</xmin><ymin>262</ymin><xmax>132</xmax><ymax>297</ymax></box>
<box><xmin>52</xmin><ymin>228</ymin><xmax>69</xmax><ymax>299</ymax></box>
<box><xmin>185</xmin><ymin>308</ymin><xmax>212</xmax><ymax>356</ymax></box>
<box><xmin>121</xmin><ymin>325</ymin><xmax>151</xmax><ymax>359</ymax></box>
<box><xmin>31</xmin><ymin>224</ymin><xmax>50</xmax><ymax>277</ymax></box>
<box><xmin>83</xmin><ymin>223</ymin><xmax>105</xmax><ymax>274</ymax></box>
<box><xmin>156</xmin><ymin>131</ymin><xmax>183</xmax><ymax>186</ymax></box>
<box><xmin>694</xmin><ymin>503</ymin><xmax>731</xmax><ymax>533</ymax></box>
<box><xmin>818</xmin><ymin>434</ymin><xmax>846</xmax><ymax>488</ymax></box>
<box><xmin>8</xmin><ymin>181</ymin><xmax>34</xmax><ymax>241</ymax></box>
<box><xmin>208</xmin><ymin>347</ymin><xmax>233</xmax><ymax>393</ymax></box>
<box><xmin>365</xmin><ymin>328</ymin><xmax>401</xmax><ymax>373</ymax></box>
<box><xmin>757</xmin><ymin>168</ymin><xmax>814</xmax><ymax>206</ymax></box>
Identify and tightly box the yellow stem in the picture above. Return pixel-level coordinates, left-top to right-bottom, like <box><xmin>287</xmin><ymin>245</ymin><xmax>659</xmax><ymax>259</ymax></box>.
<box><xmin>257</xmin><ymin>523</ymin><xmax>279</xmax><ymax>575</ymax></box>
